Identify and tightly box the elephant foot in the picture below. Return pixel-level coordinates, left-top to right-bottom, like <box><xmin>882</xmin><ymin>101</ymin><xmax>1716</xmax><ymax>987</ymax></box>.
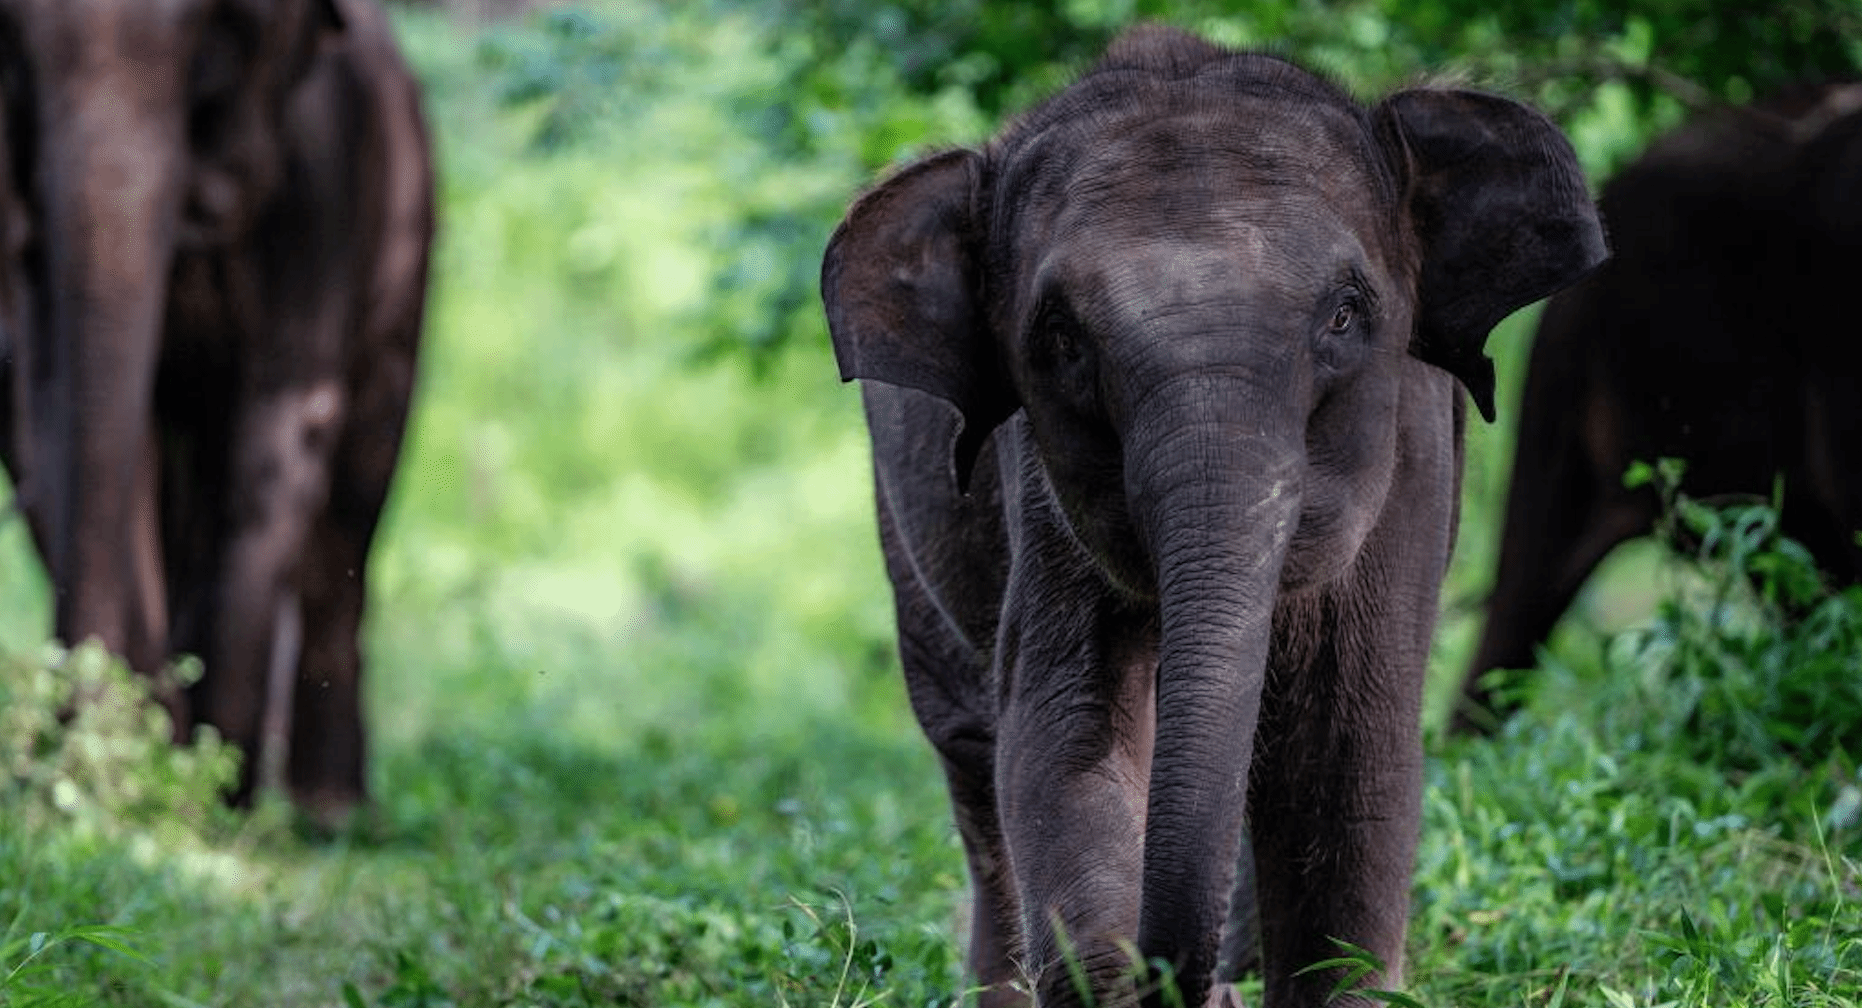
<box><xmin>289</xmin><ymin>786</ymin><xmax>369</xmax><ymax>839</ymax></box>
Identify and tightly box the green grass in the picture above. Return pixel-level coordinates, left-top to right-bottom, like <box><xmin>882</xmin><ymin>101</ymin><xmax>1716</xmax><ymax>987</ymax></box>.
<box><xmin>3</xmin><ymin>4</ymin><xmax>1859</xmax><ymax>1006</ymax></box>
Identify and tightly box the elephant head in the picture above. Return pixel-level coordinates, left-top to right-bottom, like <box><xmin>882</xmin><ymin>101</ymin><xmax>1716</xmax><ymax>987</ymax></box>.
<box><xmin>824</xmin><ymin>27</ymin><xmax>1604</xmax><ymax>1006</ymax></box>
<box><xmin>828</xmin><ymin>44</ymin><xmax>1604</xmax><ymax>567</ymax></box>
<box><xmin>0</xmin><ymin>0</ymin><xmax>345</xmax><ymax>674</ymax></box>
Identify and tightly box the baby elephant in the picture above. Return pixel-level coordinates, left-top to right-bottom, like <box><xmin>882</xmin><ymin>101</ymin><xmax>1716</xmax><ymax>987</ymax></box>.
<box><xmin>0</xmin><ymin>0</ymin><xmax>433</xmax><ymax>821</ymax></box>
<box><xmin>1455</xmin><ymin>83</ymin><xmax>1862</xmax><ymax>733</ymax></box>
<box><xmin>822</xmin><ymin>25</ymin><xmax>1604</xmax><ymax>1008</ymax></box>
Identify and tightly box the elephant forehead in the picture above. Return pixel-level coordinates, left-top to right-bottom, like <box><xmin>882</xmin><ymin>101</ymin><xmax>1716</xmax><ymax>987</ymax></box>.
<box><xmin>1088</xmin><ymin>234</ymin><xmax>1275</xmax><ymax>308</ymax></box>
<box><xmin>1006</xmin><ymin>122</ymin><xmax>1394</xmax><ymax>295</ymax></box>
<box><xmin>1008</xmin><ymin>100</ymin><xmax>1387</xmax><ymax>213</ymax></box>
<box><xmin>1038</xmin><ymin>201</ymin><xmax>1376</xmax><ymax>314</ymax></box>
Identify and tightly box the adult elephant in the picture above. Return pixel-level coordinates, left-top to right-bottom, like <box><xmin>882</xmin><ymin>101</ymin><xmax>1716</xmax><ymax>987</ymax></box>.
<box><xmin>0</xmin><ymin>0</ymin><xmax>433</xmax><ymax>821</ymax></box>
<box><xmin>1453</xmin><ymin>83</ymin><xmax>1862</xmax><ymax>734</ymax></box>
<box><xmin>822</xmin><ymin>25</ymin><xmax>1605</xmax><ymax>1008</ymax></box>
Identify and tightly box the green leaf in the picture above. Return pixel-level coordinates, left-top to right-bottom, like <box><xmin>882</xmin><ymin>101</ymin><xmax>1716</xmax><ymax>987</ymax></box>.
<box><xmin>1365</xmin><ymin>989</ymin><xmax>1430</xmax><ymax>1008</ymax></box>
<box><xmin>61</xmin><ymin>925</ymin><xmax>150</xmax><ymax>965</ymax></box>
<box><xmin>1295</xmin><ymin>938</ymin><xmax>1385</xmax><ymax>1001</ymax></box>
<box><xmin>1623</xmin><ymin>459</ymin><xmax>1655</xmax><ymax>489</ymax></box>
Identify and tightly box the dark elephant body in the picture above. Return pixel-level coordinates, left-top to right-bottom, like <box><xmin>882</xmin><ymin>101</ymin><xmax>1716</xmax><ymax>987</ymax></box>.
<box><xmin>824</xmin><ymin>27</ymin><xmax>1604</xmax><ymax>1008</ymax></box>
<box><xmin>1456</xmin><ymin>83</ymin><xmax>1862</xmax><ymax>731</ymax></box>
<box><xmin>0</xmin><ymin>0</ymin><xmax>433</xmax><ymax>818</ymax></box>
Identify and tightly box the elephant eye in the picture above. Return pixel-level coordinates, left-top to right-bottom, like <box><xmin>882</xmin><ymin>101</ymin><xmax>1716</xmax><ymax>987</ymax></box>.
<box><xmin>1326</xmin><ymin>301</ymin><xmax>1357</xmax><ymax>334</ymax></box>
<box><xmin>1037</xmin><ymin>302</ymin><xmax>1085</xmax><ymax>363</ymax></box>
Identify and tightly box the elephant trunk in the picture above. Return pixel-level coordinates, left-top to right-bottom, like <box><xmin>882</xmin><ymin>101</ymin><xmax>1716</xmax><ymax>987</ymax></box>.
<box><xmin>1125</xmin><ymin>375</ymin><xmax>1303</xmax><ymax>1001</ymax></box>
<box><xmin>36</xmin><ymin>64</ymin><xmax>186</xmax><ymax>673</ymax></box>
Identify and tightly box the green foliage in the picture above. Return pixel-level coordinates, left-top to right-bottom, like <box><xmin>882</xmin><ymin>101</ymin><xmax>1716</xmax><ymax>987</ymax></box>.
<box><xmin>448</xmin><ymin>0</ymin><xmax>988</xmax><ymax>367</ymax></box>
<box><xmin>768</xmin><ymin>0</ymin><xmax>1105</xmax><ymax>116</ymax></box>
<box><xmin>1616</xmin><ymin>462</ymin><xmax>1862</xmax><ymax>772</ymax></box>
<box><xmin>1413</xmin><ymin>476</ymin><xmax>1862</xmax><ymax>1008</ymax></box>
<box><xmin>1398</xmin><ymin>0</ymin><xmax>1862</xmax><ymax>106</ymax></box>
<box><xmin>1643</xmin><ymin>903</ymin><xmax>1862</xmax><ymax>1008</ymax></box>
<box><xmin>1</xmin><ymin>925</ymin><xmax>149</xmax><ymax>1008</ymax></box>
<box><xmin>768</xmin><ymin>0</ymin><xmax>1862</xmax><ymax>181</ymax></box>
<box><xmin>1295</xmin><ymin>939</ymin><xmax>1428</xmax><ymax>1006</ymax></box>
<box><xmin>371</xmin><ymin>2</ymin><xmax>918</xmax><ymax>762</ymax></box>
<box><xmin>0</xmin><ymin>643</ymin><xmax>239</xmax><ymax>841</ymax></box>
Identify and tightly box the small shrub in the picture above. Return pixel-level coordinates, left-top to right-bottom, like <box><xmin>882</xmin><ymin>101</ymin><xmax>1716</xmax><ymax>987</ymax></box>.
<box><xmin>1619</xmin><ymin>460</ymin><xmax>1862</xmax><ymax>772</ymax></box>
<box><xmin>0</xmin><ymin>641</ymin><xmax>240</xmax><ymax>841</ymax></box>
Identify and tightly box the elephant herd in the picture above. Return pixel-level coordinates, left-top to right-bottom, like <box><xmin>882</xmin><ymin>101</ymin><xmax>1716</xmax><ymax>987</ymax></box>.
<box><xmin>0</xmin><ymin>5</ymin><xmax>1854</xmax><ymax>1006</ymax></box>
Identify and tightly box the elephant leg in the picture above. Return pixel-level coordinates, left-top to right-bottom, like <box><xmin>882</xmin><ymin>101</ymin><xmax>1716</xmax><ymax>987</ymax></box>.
<box><xmin>127</xmin><ymin>425</ymin><xmax>179</xmax><ymax>724</ymax></box>
<box><xmin>900</xmin><ymin>620</ymin><xmax>1024</xmax><ymax>1006</ymax></box>
<box><xmin>1456</xmin><ymin>378</ymin><xmax>1651</xmax><ymax>734</ymax></box>
<box><xmin>877</xmin><ymin>508</ymin><xmax>1024</xmax><ymax>1004</ymax></box>
<box><xmin>286</xmin><ymin>511</ymin><xmax>370</xmax><ymax>822</ymax></box>
<box><xmin>1457</xmin><ymin>486</ymin><xmax>1651</xmax><ymax>733</ymax></box>
<box><xmin>204</xmin><ymin>379</ymin><xmax>345</xmax><ymax>804</ymax></box>
<box><xmin>1799</xmin><ymin>374</ymin><xmax>1862</xmax><ymax>585</ymax></box>
<box><xmin>994</xmin><ymin>561</ymin><xmax>1155</xmax><ymax>1005</ymax></box>
<box><xmin>60</xmin><ymin>421</ymin><xmax>170</xmax><ymax>684</ymax></box>
<box><xmin>1250</xmin><ymin>592</ymin><xmax>1428</xmax><ymax>1007</ymax></box>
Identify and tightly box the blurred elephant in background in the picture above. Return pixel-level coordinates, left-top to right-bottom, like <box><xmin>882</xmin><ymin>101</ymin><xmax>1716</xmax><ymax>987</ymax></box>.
<box><xmin>823</xmin><ymin>25</ymin><xmax>1604</xmax><ymax>1007</ymax></box>
<box><xmin>0</xmin><ymin>0</ymin><xmax>434</xmax><ymax>821</ymax></box>
<box><xmin>1455</xmin><ymin>83</ymin><xmax>1862</xmax><ymax>734</ymax></box>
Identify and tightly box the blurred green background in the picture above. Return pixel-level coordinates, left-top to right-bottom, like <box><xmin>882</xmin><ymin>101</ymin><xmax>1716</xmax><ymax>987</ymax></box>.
<box><xmin>3</xmin><ymin>2</ymin><xmax>1861</xmax><ymax>1005</ymax></box>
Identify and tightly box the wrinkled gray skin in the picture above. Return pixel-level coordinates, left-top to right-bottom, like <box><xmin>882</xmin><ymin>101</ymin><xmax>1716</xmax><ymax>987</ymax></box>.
<box><xmin>1455</xmin><ymin>82</ymin><xmax>1862</xmax><ymax>733</ymax></box>
<box><xmin>0</xmin><ymin>0</ymin><xmax>432</xmax><ymax>821</ymax></box>
<box><xmin>822</xmin><ymin>27</ymin><xmax>1604</xmax><ymax>1008</ymax></box>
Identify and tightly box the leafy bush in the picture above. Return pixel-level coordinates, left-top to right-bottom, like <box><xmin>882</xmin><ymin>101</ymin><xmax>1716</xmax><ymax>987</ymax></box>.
<box><xmin>1402</xmin><ymin>463</ymin><xmax>1862</xmax><ymax>1008</ymax></box>
<box><xmin>0</xmin><ymin>642</ymin><xmax>239</xmax><ymax>842</ymax></box>
<box><xmin>1615</xmin><ymin>459</ymin><xmax>1862</xmax><ymax>772</ymax></box>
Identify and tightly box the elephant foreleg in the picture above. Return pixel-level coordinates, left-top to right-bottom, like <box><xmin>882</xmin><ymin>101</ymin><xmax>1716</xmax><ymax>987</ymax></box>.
<box><xmin>1798</xmin><ymin>374</ymin><xmax>1862</xmax><ymax>585</ymax></box>
<box><xmin>1457</xmin><ymin>476</ymin><xmax>1651</xmax><ymax>733</ymax></box>
<box><xmin>879</xmin><ymin>498</ymin><xmax>1024</xmax><ymax>1004</ymax></box>
<box><xmin>1213</xmin><ymin>829</ymin><xmax>1260</xmax><ymax>986</ymax></box>
<box><xmin>902</xmin><ymin>622</ymin><xmax>1025</xmax><ymax>1006</ymax></box>
<box><xmin>1250</xmin><ymin>592</ymin><xmax>1427</xmax><ymax>1007</ymax></box>
<box><xmin>1456</xmin><ymin>347</ymin><xmax>1652</xmax><ymax>734</ymax></box>
<box><xmin>995</xmin><ymin>579</ymin><xmax>1156</xmax><ymax>1005</ymax></box>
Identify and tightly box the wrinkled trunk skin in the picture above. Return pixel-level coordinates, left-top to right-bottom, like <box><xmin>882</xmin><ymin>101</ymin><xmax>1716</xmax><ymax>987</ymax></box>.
<box><xmin>1128</xmin><ymin>391</ymin><xmax>1300</xmax><ymax>1008</ymax></box>
<box><xmin>38</xmin><ymin>63</ymin><xmax>185</xmax><ymax>700</ymax></box>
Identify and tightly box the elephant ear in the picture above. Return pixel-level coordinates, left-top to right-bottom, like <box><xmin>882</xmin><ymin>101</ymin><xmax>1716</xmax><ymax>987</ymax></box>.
<box><xmin>821</xmin><ymin>149</ymin><xmax>1016</xmax><ymax>491</ymax></box>
<box><xmin>1375</xmin><ymin>88</ymin><xmax>1608</xmax><ymax>421</ymax></box>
